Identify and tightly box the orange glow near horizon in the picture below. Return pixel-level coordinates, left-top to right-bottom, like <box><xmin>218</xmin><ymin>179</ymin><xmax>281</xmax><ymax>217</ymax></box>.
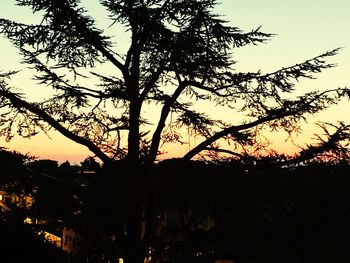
<box><xmin>0</xmin><ymin>120</ymin><xmax>332</xmax><ymax>164</ymax></box>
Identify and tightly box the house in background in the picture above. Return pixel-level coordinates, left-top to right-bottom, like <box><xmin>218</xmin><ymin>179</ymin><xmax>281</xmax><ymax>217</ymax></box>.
<box><xmin>0</xmin><ymin>190</ymin><xmax>34</xmax><ymax>212</ymax></box>
<box><xmin>0</xmin><ymin>190</ymin><xmax>11</xmax><ymax>211</ymax></box>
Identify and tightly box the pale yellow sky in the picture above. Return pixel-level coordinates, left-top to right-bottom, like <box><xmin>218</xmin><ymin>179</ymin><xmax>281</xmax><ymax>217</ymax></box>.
<box><xmin>0</xmin><ymin>1</ymin><xmax>349</xmax><ymax>163</ymax></box>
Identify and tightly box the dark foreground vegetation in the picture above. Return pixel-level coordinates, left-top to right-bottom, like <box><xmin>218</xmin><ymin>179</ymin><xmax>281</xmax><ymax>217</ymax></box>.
<box><xmin>0</xmin><ymin>221</ymin><xmax>64</xmax><ymax>263</ymax></box>
<box><xmin>152</xmin><ymin>159</ymin><xmax>350</xmax><ymax>263</ymax></box>
<box><xmin>1</xmin><ymin>148</ymin><xmax>350</xmax><ymax>263</ymax></box>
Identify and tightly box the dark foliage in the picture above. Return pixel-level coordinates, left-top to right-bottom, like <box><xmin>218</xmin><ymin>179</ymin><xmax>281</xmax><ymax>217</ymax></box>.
<box><xmin>0</xmin><ymin>220</ymin><xmax>65</xmax><ymax>263</ymax></box>
<box><xmin>150</xmin><ymin>160</ymin><xmax>350</xmax><ymax>263</ymax></box>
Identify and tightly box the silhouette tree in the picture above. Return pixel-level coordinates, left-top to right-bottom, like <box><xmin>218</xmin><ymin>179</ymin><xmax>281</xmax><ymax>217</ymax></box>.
<box><xmin>59</xmin><ymin>160</ymin><xmax>71</xmax><ymax>169</ymax></box>
<box><xmin>0</xmin><ymin>0</ymin><xmax>349</xmax><ymax>262</ymax></box>
<box><xmin>80</xmin><ymin>156</ymin><xmax>101</xmax><ymax>172</ymax></box>
<box><xmin>0</xmin><ymin>147</ymin><xmax>34</xmax><ymax>197</ymax></box>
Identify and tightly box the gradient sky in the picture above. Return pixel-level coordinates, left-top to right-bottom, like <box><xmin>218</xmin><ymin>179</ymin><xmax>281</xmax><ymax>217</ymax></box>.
<box><xmin>0</xmin><ymin>0</ymin><xmax>349</xmax><ymax>163</ymax></box>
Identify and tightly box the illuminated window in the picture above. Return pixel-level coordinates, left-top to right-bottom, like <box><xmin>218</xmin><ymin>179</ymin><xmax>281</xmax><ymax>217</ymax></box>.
<box><xmin>23</xmin><ymin>217</ymin><xmax>33</xmax><ymax>224</ymax></box>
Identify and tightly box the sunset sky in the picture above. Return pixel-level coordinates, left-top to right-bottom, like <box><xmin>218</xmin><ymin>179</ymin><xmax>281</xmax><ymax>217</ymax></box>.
<box><xmin>0</xmin><ymin>0</ymin><xmax>349</xmax><ymax>164</ymax></box>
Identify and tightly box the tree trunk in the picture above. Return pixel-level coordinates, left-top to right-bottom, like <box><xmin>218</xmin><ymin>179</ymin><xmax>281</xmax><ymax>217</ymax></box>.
<box><xmin>124</xmin><ymin>211</ymin><xmax>144</xmax><ymax>263</ymax></box>
<box><xmin>124</xmin><ymin>36</ymin><xmax>147</xmax><ymax>263</ymax></box>
<box><xmin>122</xmin><ymin>165</ymin><xmax>148</xmax><ymax>263</ymax></box>
<box><xmin>128</xmin><ymin>98</ymin><xmax>141</xmax><ymax>163</ymax></box>
<box><xmin>119</xmin><ymin>161</ymin><xmax>158</xmax><ymax>263</ymax></box>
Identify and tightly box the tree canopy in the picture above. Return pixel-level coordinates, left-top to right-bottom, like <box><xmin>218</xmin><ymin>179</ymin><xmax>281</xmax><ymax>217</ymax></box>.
<box><xmin>0</xmin><ymin>0</ymin><xmax>348</xmax><ymax>166</ymax></box>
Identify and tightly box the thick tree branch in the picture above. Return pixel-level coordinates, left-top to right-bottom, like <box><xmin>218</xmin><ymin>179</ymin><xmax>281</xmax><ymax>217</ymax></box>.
<box><xmin>58</xmin><ymin>5</ymin><xmax>127</xmax><ymax>74</ymax></box>
<box><xmin>182</xmin><ymin>115</ymin><xmax>277</xmax><ymax>160</ymax></box>
<box><xmin>148</xmin><ymin>82</ymin><xmax>187</xmax><ymax>163</ymax></box>
<box><xmin>140</xmin><ymin>65</ymin><xmax>164</xmax><ymax>101</ymax></box>
<box><xmin>279</xmin><ymin>122</ymin><xmax>350</xmax><ymax>167</ymax></box>
<box><xmin>182</xmin><ymin>88</ymin><xmax>341</xmax><ymax>160</ymax></box>
<box><xmin>0</xmin><ymin>89</ymin><xmax>111</xmax><ymax>164</ymax></box>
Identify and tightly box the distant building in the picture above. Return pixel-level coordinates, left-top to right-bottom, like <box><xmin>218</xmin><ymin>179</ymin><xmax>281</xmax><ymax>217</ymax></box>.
<box><xmin>0</xmin><ymin>191</ymin><xmax>11</xmax><ymax>211</ymax></box>
<box><xmin>62</xmin><ymin>226</ymin><xmax>79</xmax><ymax>254</ymax></box>
<box><xmin>0</xmin><ymin>190</ymin><xmax>34</xmax><ymax>211</ymax></box>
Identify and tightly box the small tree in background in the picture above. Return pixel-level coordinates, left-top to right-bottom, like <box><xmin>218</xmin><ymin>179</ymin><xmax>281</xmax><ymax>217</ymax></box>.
<box><xmin>0</xmin><ymin>147</ymin><xmax>34</xmax><ymax>209</ymax></box>
<box><xmin>0</xmin><ymin>0</ymin><xmax>349</xmax><ymax>262</ymax></box>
